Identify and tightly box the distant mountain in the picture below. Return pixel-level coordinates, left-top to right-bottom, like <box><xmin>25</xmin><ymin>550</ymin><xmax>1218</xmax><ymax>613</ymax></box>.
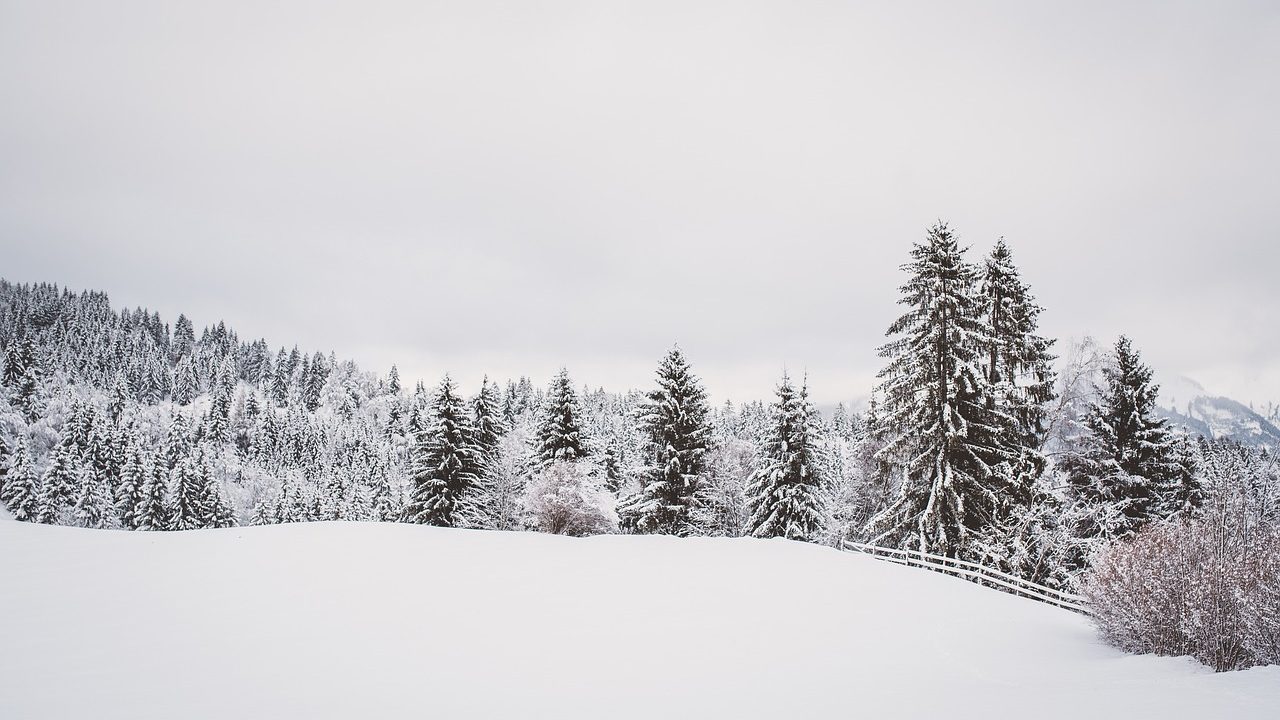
<box><xmin>1158</xmin><ymin>395</ymin><xmax>1280</xmax><ymax>450</ymax></box>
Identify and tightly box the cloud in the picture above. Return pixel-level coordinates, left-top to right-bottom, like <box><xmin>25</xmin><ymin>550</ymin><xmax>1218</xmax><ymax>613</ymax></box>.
<box><xmin>2</xmin><ymin>0</ymin><xmax>1278</xmax><ymax>403</ymax></box>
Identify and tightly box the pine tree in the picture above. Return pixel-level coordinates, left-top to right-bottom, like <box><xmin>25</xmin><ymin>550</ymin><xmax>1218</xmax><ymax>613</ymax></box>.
<box><xmin>979</xmin><ymin>238</ymin><xmax>1057</xmax><ymax>451</ymax></box>
<box><xmin>72</xmin><ymin>463</ymin><xmax>117</xmax><ymax>529</ymax></box>
<box><xmin>2</xmin><ymin>336</ymin><xmax>42</xmax><ymax>422</ymax></box>
<box><xmin>371</xmin><ymin>469</ymin><xmax>397</xmax><ymax>522</ymax></box>
<box><xmin>116</xmin><ymin>440</ymin><xmax>149</xmax><ymax>529</ymax></box>
<box><xmin>202</xmin><ymin>358</ymin><xmax>235</xmax><ymax>444</ymax></box>
<box><xmin>270</xmin><ymin>348</ymin><xmax>290</xmax><ymax>406</ymax></box>
<box><xmin>970</xmin><ymin>239</ymin><xmax>1064</xmax><ymax>574</ymax></box>
<box><xmin>624</xmin><ymin>347</ymin><xmax>712</xmax><ymax>535</ymax></box>
<box><xmin>534</xmin><ymin>369</ymin><xmax>589</xmax><ymax>466</ymax></box>
<box><xmin>38</xmin><ymin>440</ymin><xmax>81</xmax><ymax>524</ymax></box>
<box><xmin>303</xmin><ymin>352</ymin><xmax>328</xmax><ymax>412</ymax></box>
<box><xmin>133</xmin><ymin>456</ymin><xmax>170</xmax><ymax>531</ymax></box>
<box><xmin>601</xmin><ymin>443</ymin><xmax>624</xmax><ymax>494</ymax></box>
<box><xmin>172</xmin><ymin>313</ymin><xmax>195</xmax><ymax>361</ymax></box>
<box><xmin>745</xmin><ymin>374</ymin><xmax>825</xmax><ymax>541</ymax></box>
<box><xmin>868</xmin><ymin>222</ymin><xmax>1020</xmax><ymax>560</ymax></box>
<box><xmin>172</xmin><ymin>356</ymin><xmax>199</xmax><ymax>405</ymax></box>
<box><xmin>387</xmin><ymin>365</ymin><xmax>402</xmax><ymax>395</ymax></box>
<box><xmin>402</xmin><ymin>376</ymin><xmax>482</xmax><ymax>527</ymax></box>
<box><xmin>459</xmin><ymin>375</ymin><xmax>512</xmax><ymax>526</ymax></box>
<box><xmin>162</xmin><ymin>414</ymin><xmax>193</xmax><ymax>471</ymax></box>
<box><xmin>202</xmin><ymin>461</ymin><xmax>236</xmax><ymax>528</ymax></box>
<box><xmin>1</xmin><ymin>339</ymin><xmax>27</xmax><ymax>387</ymax></box>
<box><xmin>107</xmin><ymin>372</ymin><xmax>133</xmax><ymax>424</ymax></box>
<box><xmin>472</xmin><ymin>376</ymin><xmax>509</xmax><ymax>462</ymax></box>
<box><xmin>0</xmin><ymin>436</ymin><xmax>40</xmax><ymax>521</ymax></box>
<box><xmin>1062</xmin><ymin>336</ymin><xmax>1197</xmax><ymax>542</ymax></box>
<box><xmin>169</xmin><ymin>456</ymin><xmax>211</xmax><ymax>530</ymax></box>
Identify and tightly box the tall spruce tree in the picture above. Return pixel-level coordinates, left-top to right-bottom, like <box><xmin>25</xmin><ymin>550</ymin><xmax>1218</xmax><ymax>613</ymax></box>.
<box><xmin>38</xmin><ymin>440</ymin><xmax>81</xmax><ymax>524</ymax></box>
<box><xmin>472</xmin><ymin>376</ymin><xmax>508</xmax><ymax>462</ymax></box>
<box><xmin>172</xmin><ymin>313</ymin><xmax>195</xmax><ymax>361</ymax></box>
<box><xmin>72</xmin><ymin>464</ymin><xmax>116</xmax><ymax>529</ymax></box>
<box><xmin>116</xmin><ymin>440</ymin><xmax>149</xmax><ymax>529</ymax></box>
<box><xmin>107</xmin><ymin>373</ymin><xmax>133</xmax><ymax>424</ymax></box>
<box><xmin>172</xmin><ymin>357</ymin><xmax>199</xmax><ymax>405</ymax></box>
<box><xmin>202</xmin><ymin>456</ymin><xmax>237</xmax><ymax>528</ymax></box>
<box><xmin>169</xmin><ymin>455</ymin><xmax>213</xmax><ymax>530</ymax></box>
<box><xmin>402</xmin><ymin>376</ymin><xmax>482</xmax><ymax>527</ymax></box>
<box><xmin>163</xmin><ymin>414</ymin><xmax>193</xmax><ymax>471</ymax></box>
<box><xmin>133</xmin><ymin>455</ymin><xmax>170</xmax><ymax>531</ymax></box>
<box><xmin>625</xmin><ymin>347</ymin><xmax>713</xmax><ymax>535</ymax></box>
<box><xmin>534</xmin><ymin>369</ymin><xmax>589</xmax><ymax>466</ymax></box>
<box><xmin>1062</xmin><ymin>336</ymin><xmax>1195</xmax><ymax>542</ymax></box>
<box><xmin>980</xmin><ymin>238</ymin><xmax>1057</xmax><ymax>451</ymax></box>
<box><xmin>457</xmin><ymin>376</ymin><xmax>512</xmax><ymax>528</ymax></box>
<box><xmin>973</xmin><ymin>238</ymin><xmax>1064</xmax><ymax>577</ymax></box>
<box><xmin>868</xmin><ymin>223</ymin><xmax>1021</xmax><ymax>560</ymax></box>
<box><xmin>3</xmin><ymin>336</ymin><xmax>42</xmax><ymax>422</ymax></box>
<box><xmin>0</xmin><ymin>436</ymin><xmax>39</xmax><ymax>521</ymax></box>
<box><xmin>745</xmin><ymin>374</ymin><xmax>825</xmax><ymax>541</ymax></box>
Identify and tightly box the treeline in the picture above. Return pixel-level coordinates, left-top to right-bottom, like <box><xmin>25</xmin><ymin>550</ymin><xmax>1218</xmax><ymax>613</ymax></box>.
<box><xmin>1</xmin><ymin>224</ymin><xmax>1278</xmax><ymax>605</ymax></box>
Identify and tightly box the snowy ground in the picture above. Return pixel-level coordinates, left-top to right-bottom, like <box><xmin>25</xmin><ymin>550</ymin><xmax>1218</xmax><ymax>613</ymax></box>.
<box><xmin>0</xmin><ymin>518</ymin><xmax>1276</xmax><ymax>719</ymax></box>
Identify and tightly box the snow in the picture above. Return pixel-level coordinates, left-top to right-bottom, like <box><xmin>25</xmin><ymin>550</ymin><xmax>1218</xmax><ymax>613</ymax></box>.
<box><xmin>0</xmin><ymin>520</ymin><xmax>1276</xmax><ymax>719</ymax></box>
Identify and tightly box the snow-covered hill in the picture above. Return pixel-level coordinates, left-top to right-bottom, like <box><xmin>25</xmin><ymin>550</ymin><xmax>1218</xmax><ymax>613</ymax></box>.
<box><xmin>1154</xmin><ymin>375</ymin><xmax>1280</xmax><ymax>449</ymax></box>
<box><xmin>1158</xmin><ymin>395</ymin><xmax>1280</xmax><ymax>450</ymax></box>
<box><xmin>0</xmin><ymin>521</ymin><xmax>1276</xmax><ymax>719</ymax></box>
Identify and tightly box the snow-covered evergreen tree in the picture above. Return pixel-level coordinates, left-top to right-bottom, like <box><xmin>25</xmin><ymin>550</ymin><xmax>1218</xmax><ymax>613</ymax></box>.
<box><xmin>72</xmin><ymin>463</ymin><xmax>116</xmax><ymax>529</ymax></box>
<box><xmin>623</xmin><ymin>347</ymin><xmax>712</xmax><ymax>535</ymax></box>
<box><xmin>1062</xmin><ymin>336</ymin><xmax>1197</xmax><ymax>543</ymax></box>
<box><xmin>172</xmin><ymin>356</ymin><xmax>198</xmax><ymax>405</ymax></box>
<box><xmin>370</xmin><ymin>468</ymin><xmax>398</xmax><ymax>522</ymax></box>
<box><xmin>2</xmin><ymin>335</ymin><xmax>42</xmax><ymax>421</ymax></box>
<box><xmin>402</xmin><ymin>376</ymin><xmax>481</xmax><ymax>527</ymax></box>
<box><xmin>868</xmin><ymin>223</ymin><xmax>1021</xmax><ymax>560</ymax></box>
<box><xmin>745</xmin><ymin>374</ymin><xmax>825</xmax><ymax>541</ymax></box>
<box><xmin>201</xmin><ymin>451</ymin><xmax>236</xmax><ymax>528</ymax></box>
<box><xmin>116</xmin><ymin>438</ymin><xmax>148</xmax><ymax>529</ymax></box>
<box><xmin>0</xmin><ymin>435</ymin><xmax>39</xmax><ymax>521</ymax></box>
<box><xmin>169</xmin><ymin>455</ymin><xmax>212</xmax><ymax>531</ymax></box>
<box><xmin>107</xmin><ymin>373</ymin><xmax>132</xmax><ymax>424</ymax></box>
<box><xmin>472</xmin><ymin>376</ymin><xmax>508</xmax><ymax>463</ymax></box>
<box><xmin>979</xmin><ymin>238</ymin><xmax>1057</xmax><ymax>450</ymax></box>
<box><xmin>38</xmin><ymin>440</ymin><xmax>81</xmax><ymax>524</ymax></box>
<box><xmin>534</xmin><ymin>369</ymin><xmax>589</xmax><ymax>466</ymax></box>
<box><xmin>459</xmin><ymin>427</ymin><xmax>531</xmax><ymax>531</ymax></box>
<box><xmin>162</xmin><ymin>414</ymin><xmax>193</xmax><ymax>471</ymax></box>
<box><xmin>171</xmin><ymin>313</ymin><xmax>195</xmax><ymax>362</ymax></box>
<box><xmin>133</xmin><ymin>456</ymin><xmax>169</xmax><ymax>531</ymax></box>
<box><xmin>971</xmin><ymin>239</ymin><xmax>1063</xmax><ymax>577</ymax></box>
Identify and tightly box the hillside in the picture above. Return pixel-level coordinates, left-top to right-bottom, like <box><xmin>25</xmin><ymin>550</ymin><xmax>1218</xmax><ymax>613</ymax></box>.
<box><xmin>0</xmin><ymin>520</ymin><xmax>1275</xmax><ymax>719</ymax></box>
<box><xmin>1158</xmin><ymin>395</ymin><xmax>1280</xmax><ymax>450</ymax></box>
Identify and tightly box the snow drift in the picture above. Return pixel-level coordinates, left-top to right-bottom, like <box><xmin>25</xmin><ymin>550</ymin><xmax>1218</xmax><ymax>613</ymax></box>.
<box><xmin>0</xmin><ymin>519</ymin><xmax>1276</xmax><ymax>719</ymax></box>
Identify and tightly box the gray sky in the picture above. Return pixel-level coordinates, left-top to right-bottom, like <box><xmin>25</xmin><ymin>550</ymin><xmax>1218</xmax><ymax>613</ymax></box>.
<box><xmin>2</xmin><ymin>0</ymin><xmax>1278</xmax><ymax>405</ymax></box>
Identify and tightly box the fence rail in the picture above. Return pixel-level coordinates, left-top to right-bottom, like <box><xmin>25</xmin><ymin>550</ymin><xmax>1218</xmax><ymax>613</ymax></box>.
<box><xmin>840</xmin><ymin>540</ymin><xmax>1089</xmax><ymax>614</ymax></box>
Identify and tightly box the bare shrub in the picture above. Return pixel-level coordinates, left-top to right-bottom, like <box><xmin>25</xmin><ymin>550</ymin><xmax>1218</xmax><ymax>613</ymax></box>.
<box><xmin>524</xmin><ymin>461</ymin><xmax>618</xmax><ymax>537</ymax></box>
<box><xmin>1082</xmin><ymin>516</ymin><xmax>1280</xmax><ymax>671</ymax></box>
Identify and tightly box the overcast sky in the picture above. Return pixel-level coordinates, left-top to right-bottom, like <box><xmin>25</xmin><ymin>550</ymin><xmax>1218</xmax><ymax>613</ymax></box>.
<box><xmin>2</xmin><ymin>1</ymin><xmax>1277</xmax><ymax>406</ymax></box>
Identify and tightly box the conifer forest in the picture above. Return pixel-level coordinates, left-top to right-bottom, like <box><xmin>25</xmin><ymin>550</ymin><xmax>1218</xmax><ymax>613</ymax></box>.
<box><xmin>3</xmin><ymin>223</ymin><xmax>1278</xmax><ymax>675</ymax></box>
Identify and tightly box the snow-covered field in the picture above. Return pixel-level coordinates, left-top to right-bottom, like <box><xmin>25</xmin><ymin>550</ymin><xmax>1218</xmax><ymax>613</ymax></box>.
<box><xmin>1</xmin><ymin>517</ymin><xmax>1276</xmax><ymax>719</ymax></box>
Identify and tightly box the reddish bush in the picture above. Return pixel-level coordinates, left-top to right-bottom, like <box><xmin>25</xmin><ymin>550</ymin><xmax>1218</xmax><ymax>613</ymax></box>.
<box><xmin>1082</xmin><ymin>516</ymin><xmax>1280</xmax><ymax>671</ymax></box>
